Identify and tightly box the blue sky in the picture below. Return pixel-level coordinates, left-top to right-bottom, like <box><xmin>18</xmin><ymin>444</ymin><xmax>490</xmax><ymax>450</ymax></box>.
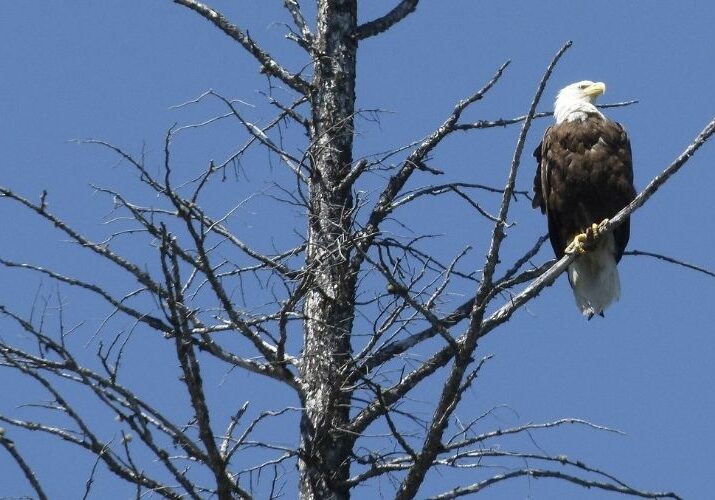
<box><xmin>1</xmin><ymin>1</ymin><xmax>715</xmax><ymax>498</ymax></box>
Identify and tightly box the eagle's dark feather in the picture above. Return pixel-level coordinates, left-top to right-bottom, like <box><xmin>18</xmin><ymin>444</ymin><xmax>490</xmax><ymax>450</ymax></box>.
<box><xmin>533</xmin><ymin>116</ymin><xmax>636</xmax><ymax>261</ymax></box>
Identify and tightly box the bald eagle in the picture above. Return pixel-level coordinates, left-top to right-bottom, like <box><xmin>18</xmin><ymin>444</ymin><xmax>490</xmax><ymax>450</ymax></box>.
<box><xmin>533</xmin><ymin>81</ymin><xmax>636</xmax><ymax>319</ymax></box>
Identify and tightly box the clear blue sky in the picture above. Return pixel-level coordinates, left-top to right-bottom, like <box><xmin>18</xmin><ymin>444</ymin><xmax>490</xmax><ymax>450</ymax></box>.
<box><xmin>1</xmin><ymin>1</ymin><xmax>715</xmax><ymax>498</ymax></box>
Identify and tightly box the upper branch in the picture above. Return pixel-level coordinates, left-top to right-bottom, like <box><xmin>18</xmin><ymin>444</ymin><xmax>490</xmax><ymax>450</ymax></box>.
<box><xmin>351</xmin><ymin>60</ymin><xmax>510</xmax><ymax>270</ymax></box>
<box><xmin>174</xmin><ymin>0</ymin><xmax>311</xmax><ymax>95</ymax></box>
<box><xmin>473</xmin><ymin>41</ymin><xmax>571</xmax><ymax>306</ymax></box>
<box><xmin>454</xmin><ymin>100</ymin><xmax>638</xmax><ymax>132</ymax></box>
<box><xmin>356</xmin><ymin>0</ymin><xmax>420</xmax><ymax>40</ymax></box>
<box><xmin>283</xmin><ymin>0</ymin><xmax>314</xmax><ymax>47</ymax></box>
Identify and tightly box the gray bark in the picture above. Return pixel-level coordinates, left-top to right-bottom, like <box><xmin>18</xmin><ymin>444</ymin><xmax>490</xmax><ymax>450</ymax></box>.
<box><xmin>299</xmin><ymin>1</ymin><xmax>358</xmax><ymax>499</ymax></box>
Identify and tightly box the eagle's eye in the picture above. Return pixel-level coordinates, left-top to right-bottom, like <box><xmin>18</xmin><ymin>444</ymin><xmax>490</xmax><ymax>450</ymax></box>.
<box><xmin>578</xmin><ymin>84</ymin><xmax>589</xmax><ymax>89</ymax></box>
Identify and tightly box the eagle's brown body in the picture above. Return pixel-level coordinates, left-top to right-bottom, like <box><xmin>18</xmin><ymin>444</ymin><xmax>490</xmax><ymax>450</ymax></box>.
<box><xmin>533</xmin><ymin>116</ymin><xmax>636</xmax><ymax>262</ymax></box>
<box><xmin>532</xmin><ymin>82</ymin><xmax>637</xmax><ymax>319</ymax></box>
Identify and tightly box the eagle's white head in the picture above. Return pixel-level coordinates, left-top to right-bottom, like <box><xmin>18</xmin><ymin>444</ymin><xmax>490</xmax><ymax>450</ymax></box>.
<box><xmin>554</xmin><ymin>80</ymin><xmax>606</xmax><ymax>124</ymax></box>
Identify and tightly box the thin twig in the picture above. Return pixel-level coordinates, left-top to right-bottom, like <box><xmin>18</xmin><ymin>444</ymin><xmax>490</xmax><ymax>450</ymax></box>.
<box><xmin>624</xmin><ymin>249</ymin><xmax>715</xmax><ymax>279</ymax></box>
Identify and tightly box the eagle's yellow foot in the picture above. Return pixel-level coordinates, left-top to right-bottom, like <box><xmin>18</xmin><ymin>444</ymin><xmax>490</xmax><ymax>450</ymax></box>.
<box><xmin>585</xmin><ymin>218</ymin><xmax>610</xmax><ymax>240</ymax></box>
<box><xmin>566</xmin><ymin>219</ymin><xmax>611</xmax><ymax>255</ymax></box>
<box><xmin>565</xmin><ymin>232</ymin><xmax>589</xmax><ymax>255</ymax></box>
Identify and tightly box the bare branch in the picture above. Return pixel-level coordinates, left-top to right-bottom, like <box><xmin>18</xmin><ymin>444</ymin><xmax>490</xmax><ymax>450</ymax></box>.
<box><xmin>85</xmin><ymin>139</ymin><xmax>302</xmax><ymax>281</ymax></box>
<box><xmin>352</xmin><ymin>60</ymin><xmax>510</xmax><ymax>270</ymax></box>
<box><xmin>429</xmin><ymin>469</ymin><xmax>680</xmax><ymax>499</ymax></box>
<box><xmin>159</xmin><ymin>233</ymin><xmax>250</xmax><ymax>499</ymax></box>
<box><xmin>454</xmin><ymin>100</ymin><xmax>638</xmax><ymax>131</ymax></box>
<box><xmin>474</xmin><ymin>41</ymin><xmax>572</xmax><ymax>305</ymax></box>
<box><xmin>389</xmin><ymin>182</ymin><xmax>529</xmax><ymax>222</ymax></box>
<box><xmin>0</xmin><ymin>258</ymin><xmax>171</xmax><ymax>334</ymax></box>
<box><xmin>352</xmin><ymin>235</ymin><xmax>548</xmax><ymax>384</ymax></box>
<box><xmin>357</xmin><ymin>0</ymin><xmax>420</xmax><ymax>40</ymax></box>
<box><xmin>0</xmin><ymin>355</ymin><xmax>188</xmax><ymax>499</ymax></box>
<box><xmin>0</xmin><ymin>431</ymin><xmax>48</xmax><ymax>500</ymax></box>
<box><xmin>283</xmin><ymin>0</ymin><xmax>313</xmax><ymax>47</ymax></box>
<box><xmin>498</xmin><ymin>234</ymin><xmax>549</xmax><ymax>283</ymax></box>
<box><xmin>174</xmin><ymin>0</ymin><xmax>311</xmax><ymax>95</ymax></box>
<box><xmin>0</xmin><ymin>186</ymin><xmax>170</xmax><ymax>302</ymax></box>
<box><xmin>358</xmin><ymin>246</ymin><xmax>459</xmax><ymax>353</ymax></box>
<box><xmin>624</xmin><ymin>249</ymin><xmax>715</xmax><ymax>279</ymax></box>
<box><xmin>445</xmin><ymin>418</ymin><xmax>623</xmax><ymax>451</ymax></box>
<box><xmin>209</xmin><ymin>91</ymin><xmax>310</xmax><ymax>181</ymax></box>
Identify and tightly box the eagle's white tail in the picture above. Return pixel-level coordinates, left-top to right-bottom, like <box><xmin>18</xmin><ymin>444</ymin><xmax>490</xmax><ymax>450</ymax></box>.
<box><xmin>567</xmin><ymin>233</ymin><xmax>621</xmax><ymax>319</ymax></box>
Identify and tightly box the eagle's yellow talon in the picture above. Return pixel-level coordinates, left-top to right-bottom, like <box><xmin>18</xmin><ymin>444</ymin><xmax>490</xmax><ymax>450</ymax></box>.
<box><xmin>565</xmin><ymin>232</ymin><xmax>589</xmax><ymax>255</ymax></box>
<box><xmin>588</xmin><ymin>218</ymin><xmax>610</xmax><ymax>240</ymax></box>
<box><xmin>566</xmin><ymin>218</ymin><xmax>612</xmax><ymax>255</ymax></box>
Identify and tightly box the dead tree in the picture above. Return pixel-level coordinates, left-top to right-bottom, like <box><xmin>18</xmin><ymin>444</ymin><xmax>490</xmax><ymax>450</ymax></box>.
<box><xmin>1</xmin><ymin>1</ymin><xmax>714</xmax><ymax>499</ymax></box>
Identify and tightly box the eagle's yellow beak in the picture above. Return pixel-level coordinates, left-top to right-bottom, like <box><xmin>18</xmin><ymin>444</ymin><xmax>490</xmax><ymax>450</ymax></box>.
<box><xmin>584</xmin><ymin>81</ymin><xmax>606</xmax><ymax>99</ymax></box>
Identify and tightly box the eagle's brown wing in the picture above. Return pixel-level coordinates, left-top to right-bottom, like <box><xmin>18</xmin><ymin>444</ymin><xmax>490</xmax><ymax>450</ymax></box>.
<box><xmin>534</xmin><ymin>118</ymin><xmax>636</xmax><ymax>261</ymax></box>
<box><xmin>532</xmin><ymin>126</ymin><xmax>550</xmax><ymax>214</ymax></box>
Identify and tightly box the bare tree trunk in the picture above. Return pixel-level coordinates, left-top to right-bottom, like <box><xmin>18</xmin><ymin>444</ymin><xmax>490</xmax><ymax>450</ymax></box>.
<box><xmin>299</xmin><ymin>1</ymin><xmax>358</xmax><ymax>499</ymax></box>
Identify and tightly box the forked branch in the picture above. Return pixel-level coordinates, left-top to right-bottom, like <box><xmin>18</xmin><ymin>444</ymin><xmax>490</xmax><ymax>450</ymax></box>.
<box><xmin>174</xmin><ymin>0</ymin><xmax>311</xmax><ymax>95</ymax></box>
<box><xmin>352</xmin><ymin>60</ymin><xmax>511</xmax><ymax>271</ymax></box>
